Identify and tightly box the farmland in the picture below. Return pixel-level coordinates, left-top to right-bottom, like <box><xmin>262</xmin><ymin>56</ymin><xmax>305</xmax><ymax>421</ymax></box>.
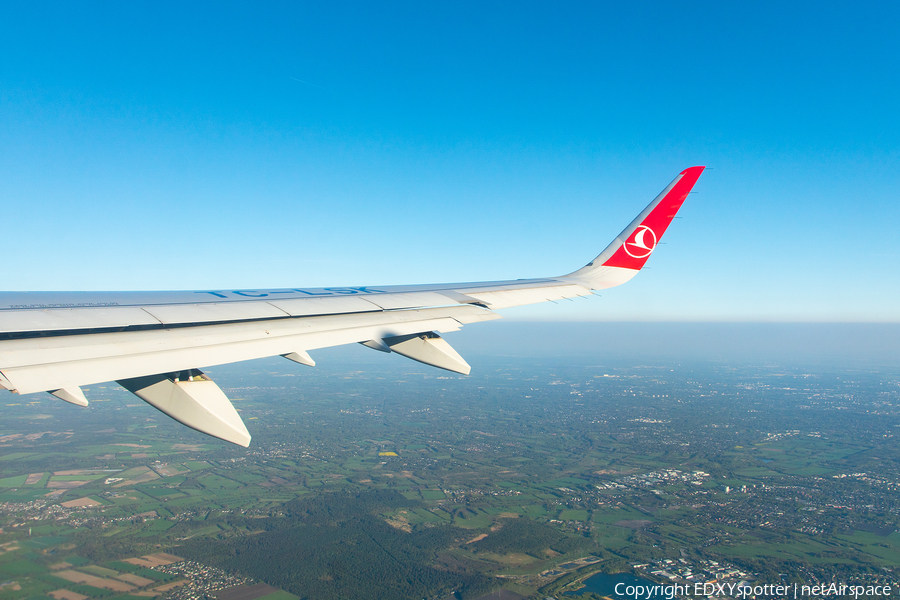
<box><xmin>2</xmin><ymin>352</ymin><xmax>900</xmax><ymax>598</ymax></box>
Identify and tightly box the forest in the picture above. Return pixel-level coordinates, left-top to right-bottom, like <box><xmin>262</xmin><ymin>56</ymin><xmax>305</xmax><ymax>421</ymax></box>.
<box><xmin>182</xmin><ymin>490</ymin><xmax>498</xmax><ymax>600</ymax></box>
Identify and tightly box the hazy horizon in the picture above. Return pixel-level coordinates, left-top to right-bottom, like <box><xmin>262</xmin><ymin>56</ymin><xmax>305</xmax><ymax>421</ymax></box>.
<box><xmin>255</xmin><ymin>321</ymin><xmax>900</xmax><ymax>369</ymax></box>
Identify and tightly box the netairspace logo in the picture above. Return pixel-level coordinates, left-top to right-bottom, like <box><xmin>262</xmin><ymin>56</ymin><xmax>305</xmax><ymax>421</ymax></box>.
<box><xmin>614</xmin><ymin>582</ymin><xmax>893</xmax><ymax>599</ymax></box>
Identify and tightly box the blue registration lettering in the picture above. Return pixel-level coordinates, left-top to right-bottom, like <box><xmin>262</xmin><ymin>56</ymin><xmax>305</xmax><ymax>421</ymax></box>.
<box><xmin>232</xmin><ymin>291</ymin><xmax>269</xmax><ymax>297</ymax></box>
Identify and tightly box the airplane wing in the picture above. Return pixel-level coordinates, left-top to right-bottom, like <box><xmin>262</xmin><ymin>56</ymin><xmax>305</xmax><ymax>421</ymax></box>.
<box><xmin>0</xmin><ymin>166</ymin><xmax>705</xmax><ymax>446</ymax></box>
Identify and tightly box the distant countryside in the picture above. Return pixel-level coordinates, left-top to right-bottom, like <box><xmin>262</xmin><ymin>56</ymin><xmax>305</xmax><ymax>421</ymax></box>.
<box><xmin>1</xmin><ymin>352</ymin><xmax>899</xmax><ymax>599</ymax></box>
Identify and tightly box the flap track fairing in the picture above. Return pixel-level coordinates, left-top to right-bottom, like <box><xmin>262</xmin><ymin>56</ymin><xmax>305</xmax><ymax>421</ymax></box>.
<box><xmin>117</xmin><ymin>370</ymin><xmax>251</xmax><ymax>447</ymax></box>
<box><xmin>379</xmin><ymin>332</ymin><xmax>471</xmax><ymax>375</ymax></box>
<box><xmin>49</xmin><ymin>386</ymin><xmax>89</xmax><ymax>407</ymax></box>
<box><xmin>282</xmin><ymin>350</ymin><xmax>316</xmax><ymax>367</ymax></box>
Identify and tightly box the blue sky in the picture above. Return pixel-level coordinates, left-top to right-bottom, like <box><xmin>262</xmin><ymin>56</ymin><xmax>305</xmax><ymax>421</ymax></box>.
<box><xmin>1</xmin><ymin>1</ymin><xmax>898</xmax><ymax>321</ymax></box>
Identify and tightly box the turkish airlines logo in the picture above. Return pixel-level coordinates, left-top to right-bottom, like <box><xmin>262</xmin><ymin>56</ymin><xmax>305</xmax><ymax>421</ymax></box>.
<box><xmin>623</xmin><ymin>225</ymin><xmax>657</xmax><ymax>259</ymax></box>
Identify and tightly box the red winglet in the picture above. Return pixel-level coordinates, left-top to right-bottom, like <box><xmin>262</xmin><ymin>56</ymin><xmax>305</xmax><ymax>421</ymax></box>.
<box><xmin>601</xmin><ymin>166</ymin><xmax>705</xmax><ymax>270</ymax></box>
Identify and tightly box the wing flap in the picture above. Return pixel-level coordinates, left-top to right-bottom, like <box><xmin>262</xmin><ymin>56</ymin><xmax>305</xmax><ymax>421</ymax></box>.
<box><xmin>362</xmin><ymin>291</ymin><xmax>456</xmax><ymax>310</ymax></box>
<box><xmin>0</xmin><ymin>306</ymin><xmax>161</xmax><ymax>333</ymax></box>
<box><xmin>0</xmin><ymin>305</ymin><xmax>499</xmax><ymax>394</ymax></box>
<box><xmin>266</xmin><ymin>296</ymin><xmax>381</xmax><ymax>317</ymax></box>
<box><xmin>455</xmin><ymin>283</ymin><xmax>591</xmax><ymax>309</ymax></box>
<box><xmin>142</xmin><ymin>301</ymin><xmax>289</xmax><ymax>325</ymax></box>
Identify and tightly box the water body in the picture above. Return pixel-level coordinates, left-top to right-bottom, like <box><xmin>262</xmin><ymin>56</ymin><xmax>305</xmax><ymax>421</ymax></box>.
<box><xmin>563</xmin><ymin>572</ymin><xmax>661</xmax><ymax>598</ymax></box>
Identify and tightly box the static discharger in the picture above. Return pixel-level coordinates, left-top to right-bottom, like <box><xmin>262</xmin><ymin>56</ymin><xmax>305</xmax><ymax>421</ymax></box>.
<box><xmin>117</xmin><ymin>369</ymin><xmax>251</xmax><ymax>447</ymax></box>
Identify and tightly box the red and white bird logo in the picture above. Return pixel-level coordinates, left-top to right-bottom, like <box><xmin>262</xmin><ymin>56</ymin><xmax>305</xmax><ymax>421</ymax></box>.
<box><xmin>623</xmin><ymin>225</ymin><xmax>657</xmax><ymax>259</ymax></box>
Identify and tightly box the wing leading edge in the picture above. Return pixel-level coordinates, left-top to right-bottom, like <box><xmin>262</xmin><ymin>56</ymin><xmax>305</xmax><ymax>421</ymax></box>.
<box><xmin>0</xmin><ymin>166</ymin><xmax>705</xmax><ymax>446</ymax></box>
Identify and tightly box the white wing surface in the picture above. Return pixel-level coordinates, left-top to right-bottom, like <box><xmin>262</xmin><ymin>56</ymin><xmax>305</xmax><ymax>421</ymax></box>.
<box><xmin>0</xmin><ymin>167</ymin><xmax>705</xmax><ymax>446</ymax></box>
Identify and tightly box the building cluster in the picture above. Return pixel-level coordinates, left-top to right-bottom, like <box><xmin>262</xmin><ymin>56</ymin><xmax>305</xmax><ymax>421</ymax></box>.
<box><xmin>1</xmin><ymin>496</ymin><xmax>165</xmax><ymax>531</ymax></box>
<box><xmin>153</xmin><ymin>560</ymin><xmax>252</xmax><ymax>600</ymax></box>
<box><xmin>635</xmin><ymin>558</ymin><xmax>754</xmax><ymax>587</ymax></box>
<box><xmin>0</xmin><ymin>499</ymin><xmax>106</xmax><ymax>529</ymax></box>
<box><xmin>440</xmin><ymin>488</ymin><xmax>523</xmax><ymax>501</ymax></box>
<box><xmin>619</xmin><ymin>469</ymin><xmax>711</xmax><ymax>489</ymax></box>
<box><xmin>0</xmin><ymin>499</ymin><xmax>60</xmax><ymax>522</ymax></box>
<box><xmin>834</xmin><ymin>472</ymin><xmax>900</xmax><ymax>491</ymax></box>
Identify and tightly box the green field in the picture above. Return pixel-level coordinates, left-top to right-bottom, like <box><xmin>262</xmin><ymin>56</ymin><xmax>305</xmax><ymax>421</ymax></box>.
<box><xmin>1</xmin><ymin>359</ymin><xmax>899</xmax><ymax>598</ymax></box>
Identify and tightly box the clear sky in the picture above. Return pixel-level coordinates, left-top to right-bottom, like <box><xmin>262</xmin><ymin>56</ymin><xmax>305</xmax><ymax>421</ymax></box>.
<box><xmin>1</xmin><ymin>1</ymin><xmax>898</xmax><ymax>322</ymax></box>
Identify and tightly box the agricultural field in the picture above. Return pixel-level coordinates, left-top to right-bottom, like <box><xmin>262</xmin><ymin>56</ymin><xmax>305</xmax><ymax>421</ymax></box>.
<box><xmin>2</xmin><ymin>354</ymin><xmax>900</xmax><ymax>598</ymax></box>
